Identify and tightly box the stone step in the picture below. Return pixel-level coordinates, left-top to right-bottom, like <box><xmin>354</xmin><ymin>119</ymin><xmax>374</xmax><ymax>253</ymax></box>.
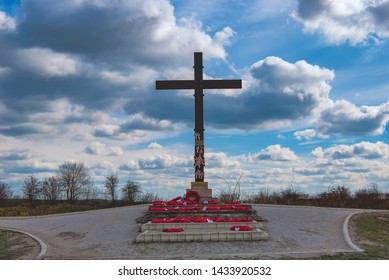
<box><xmin>149</xmin><ymin>204</ymin><xmax>252</xmax><ymax>208</ymax></box>
<box><xmin>148</xmin><ymin>205</ymin><xmax>253</xmax><ymax>213</ymax></box>
<box><xmin>135</xmin><ymin>228</ymin><xmax>269</xmax><ymax>243</ymax></box>
<box><xmin>141</xmin><ymin>221</ymin><xmax>263</xmax><ymax>231</ymax></box>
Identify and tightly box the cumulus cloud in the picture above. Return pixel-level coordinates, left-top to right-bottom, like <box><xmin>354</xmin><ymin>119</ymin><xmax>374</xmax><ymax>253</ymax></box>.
<box><xmin>315</xmin><ymin>100</ymin><xmax>389</xmax><ymax>136</ymax></box>
<box><xmin>0</xmin><ymin>0</ymin><xmax>236</xmax><ymax>135</ymax></box>
<box><xmin>293</xmin><ymin>0</ymin><xmax>389</xmax><ymax>45</ymax></box>
<box><xmin>294</xmin><ymin>129</ymin><xmax>317</xmax><ymax>140</ymax></box>
<box><xmin>0</xmin><ymin>66</ymin><xmax>10</xmax><ymax>76</ymax></box>
<box><xmin>120</xmin><ymin>114</ymin><xmax>175</xmax><ymax>132</ymax></box>
<box><xmin>16</xmin><ymin>48</ymin><xmax>80</xmax><ymax>77</ymax></box>
<box><xmin>3</xmin><ymin>160</ymin><xmax>58</xmax><ymax>174</ymax></box>
<box><xmin>138</xmin><ymin>155</ymin><xmax>191</xmax><ymax>169</ymax></box>
<box><xmin>93</xmin><ymin>125</ymin><xmax>120</xmax><ymax>138</ymax></box>
<box><xmin>148</xmin><ymin>142</ymin><xmax>163</xmax><ymax>149</ymax></box>
<box><xmin>0</xmin><ymin>11</ymin><xmax>16</xmax><ymax>32</ymax></box>
<box><xmin>248</xmin><ymin>145</ymin><xmax>299</xmax><ymax>161</ymax></box>
<box><xmin>108</xmin><ymin>146</ymin><xmax>124</xmax><ymax>156</ymax></box>
<box><xmin>312</xmin><ymin>141</ymin><xmax>389</xmax><ymax>159</ymax></box>
<box><xmin>209</xmin><ymin>56</ymin><xmax>334</xmax><ymax>129</ymax></box>
<box><xmin>84</xmin><ymin>142</ymin><xmax>106</xmax><ymax>155</ymax></box>
<box><xmin>0</xmin><ymin>149</ymin><xmax>32</xmax><ymax>161</ymax></box>
<box><xmin>17</xmin><ymin>0</ymin><xmax>232</xmax><ymax>65</ymax></box>
<box><xmin>84</xmin><ymin>142</ymin><xmax>124</xmax><ymax>156</ymax></box>
<box><xmin>206</xmin><ymin>152</ymin><xmax>240</xmax><ymax>169</ymax></box>
<box><xmin>119</xmin><ymin>160</ymin><xmax>139</xmax><ymax>171</ymax></box>
<box><xmin>0</xmin><ymin>125</ymin><xmax>42</xmax><ymax>137</ymax></box>
<box><xmin>293</xmin><ymin>167</ymin><xmax>326</xmax><ymax>176</ymax></box>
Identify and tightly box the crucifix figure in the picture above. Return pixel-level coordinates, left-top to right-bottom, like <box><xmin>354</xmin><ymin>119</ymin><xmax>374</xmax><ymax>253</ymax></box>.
<box><xmin>156</xmin><ymin>52</ymin><xmax>242</xmax><ymax>182</ymax></box>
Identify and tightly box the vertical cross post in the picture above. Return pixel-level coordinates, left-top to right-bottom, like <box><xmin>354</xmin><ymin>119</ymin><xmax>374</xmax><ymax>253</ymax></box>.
<box><xmin>193</xmin><ymin>52</ymin><xmax>205</xmax><ymax>182</ymax></box>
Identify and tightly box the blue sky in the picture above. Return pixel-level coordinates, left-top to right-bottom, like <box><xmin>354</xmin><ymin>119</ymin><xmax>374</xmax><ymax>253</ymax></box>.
<box><xmin>0</xmin><ymin>0</ymin><xmax>388</xmax><ymax>198</ymax></box>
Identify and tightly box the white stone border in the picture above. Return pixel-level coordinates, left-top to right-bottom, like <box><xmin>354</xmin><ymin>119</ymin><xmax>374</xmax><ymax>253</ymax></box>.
<box><xmin>342</xmin><ymin>210</ymin><xmax>389</xmax><ymax>253</ymax></box>
<box><xmin>342</xmin><ymin>212</ymin><xmax>364</xmax><ymax>252</ymax></box>
<box><xmin>0</xmin><ymin>228</ymin><xmax>47</xmax><ymax>259</ymax></box>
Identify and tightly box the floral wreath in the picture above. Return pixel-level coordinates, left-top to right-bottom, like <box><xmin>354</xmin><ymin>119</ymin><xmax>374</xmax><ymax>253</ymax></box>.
<box><xmin>186</xmin><ymin>190</ymin><xmax>201</xmax><ymax>203</ymax></box>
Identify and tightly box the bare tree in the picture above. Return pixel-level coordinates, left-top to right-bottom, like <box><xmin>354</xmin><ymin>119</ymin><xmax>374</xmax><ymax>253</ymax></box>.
<box><xmin>122</xmin><ymin>180</ymin><xmax>141</xmax><ymax>203</ymax></box>
<box><xmin>23</xmin><ymin>175</ymin><xmax>40</xmax><ymax>200</ymax></box>
<box><xmin>104</xmin><ymin>175</ymin><xmax>118</xmax><ymax>203</ymax></box>
<box><xmin>41</xmin><ymin>176</ymin><xmax>62</xmax><ymax>201</ymax></box>
<box><xmin>82</xmin><ymin>186</ymin><xmax>100</xmax><ymax>200</ymax></box>
<box><xmin>57</xmin><ymin>161</ymin><xmax>93</xmax><ymax>200</ymax></box>
<box><xmin>138</xmin><ymin>191</ymin><xmax>158</xmax><ymax>203</ymax></box>
<box><xmin>0</xmin><ymin>181</ymin><xmax>13</xmax><ymax>200</ymax></box>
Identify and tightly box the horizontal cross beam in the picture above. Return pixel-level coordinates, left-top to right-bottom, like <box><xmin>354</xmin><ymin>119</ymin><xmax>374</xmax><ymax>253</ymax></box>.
<box><xmin>156</xmin><ymin>80</ymin><xmax>242</xmax><ymax>90</ymax></box>
<box><xmin>202</xmin><ymin>79</ymin><xmax>242</xmax><ymax>89</ymax></box>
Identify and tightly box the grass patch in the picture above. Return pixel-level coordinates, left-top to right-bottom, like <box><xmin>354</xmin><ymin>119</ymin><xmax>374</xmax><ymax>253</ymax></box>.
<box><xmin>0</xmin><ymin>230</ymin><xmax>37</xmax><ymax>260</ymax></box>
<box><xmin>317</xmin><ymin>212</ymin><xmax>389</xmax><ymax>259</ymax></box>
<box><xmin>0</xmin><ymin>203</ymin><xmax>105</xmax><ymax>216</ymax></box>
<box><xmin>0</xmin><ymin>199</ymin><xmax>146</xmax><ymax>217</ymax></box>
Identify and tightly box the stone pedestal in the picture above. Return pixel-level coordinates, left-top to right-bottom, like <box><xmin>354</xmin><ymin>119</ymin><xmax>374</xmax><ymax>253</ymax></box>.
<box><xmin>187</xmin><ymin>182</ymin><xmax>212</xmax><ymax>201</ymax></box>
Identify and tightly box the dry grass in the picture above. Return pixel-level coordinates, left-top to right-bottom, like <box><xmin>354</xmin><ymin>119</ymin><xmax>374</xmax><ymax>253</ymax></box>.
<box><xmin>0</xmin><ymin>230</ymin><xmax>39</xmax><ymax>259</ymax></box>
<box><xmin>317</xmin><ymin>212</ymin><xmax>389</xmax><ymax>259</ymax></box>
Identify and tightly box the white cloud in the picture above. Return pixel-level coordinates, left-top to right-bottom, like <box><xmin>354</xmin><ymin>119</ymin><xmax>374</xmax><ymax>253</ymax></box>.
<box><xmin>148</xmin><ymin>142</ymin><xmax>163</xmax><ymax>149</ymax></box>
<box><xmin>249</xmin><ymin>145</ymin><xmax>299</xmax><ymax>161</ymax></box>
<box><xmin>190</xmin><ymin>56</ymin><xmax>336</xmax><ymax>130</ymax></box>
<box><xmin>312</xmin><ymin>141</ymin><xmax>389</xmax><ymax>160</ymax></box>
<box><xmin>250</xmin><ymin>57</ymin><xmax>335</xmax><ymax>101</ymax></box>
<box><xmin>294</xmin><ymin>129</ymin><xmax>317</xmax><ymax>140</ymax></box>
<box><xmin>0</xmin><ymin>149</ymin><xmax>33</xmax><ymax>161</ymax></box>
<box><xmin>100</xmin><ymin>66</ymin><xmax>156</xmax><ymax>87</ymax></box>
<box><xmin>107</xmin><ymin>146</ymin><xmax>124</xmax><ymax>156</ymax></box>
<box><xmin>0</xmin><ymin>11</ymin><xmax>16</xmax><ymax>32</ymax></box>
<box><xmin>84</xmin><ymin>142</ymin><xmax>106</xmax><ymax>155</ymax></box>
<box><xmin>311</xmin><ymin>147</ymin><xmax>324</xmax><ymax>158</ymax></box>
<box><xmin>138</xmin><ymin>154</ymin><xmax>191</xmax><ymax>169</ymax></box>
<box><xmin>213</xmin><ymin>26</ymin><xmax>235</xmax><ymax>46</ymax></box>
<box><xmin>120</xmin><ymin>114</ymin><xmax>175</xmax><ymax>132</ymax></box>
<box><xmin>207</xmin><ymin>152</ymin><xmax>240</xmax><ymax>169</ymax></box>
<box><xmin>293</xmin><ymin>167</ymin><xmax>326</xmax><ymax>176</ymax></box>
<box><xmin>293</xmin><ymin>0</ymin><xmax>389</xmax><ymax>45</ymax></box>
<box><xmin>17</xmin><ymin>48</ymin><xmax>80</xmax><ymax>77</ymax></box>
<box><xmin>93</xmin><ymin>125</ymin><xmax>120</xmax><ymax>138</ymax></box>
<box><xmin>84</xmin><ymin>142</ymin><xmax>124</xmax><ymax>156</ymax></box>
<box><xmin>19</xmin><ymin>0</ymin><xmax>233</xmax><ymax>65</ymax></box>
<box><xmin>315</xmin><ymin>100</ymin><xmax>389</xmax><ymax>136</ymax></box>
<box><xmin>119</xmin><ymin>160</ymin><xmax>139</xmax><ymax>171</ymax></box>
<box><xmin>0</xmin><ymin>66</ymin><xmax>10</xmax><ymax>76</ymax></box>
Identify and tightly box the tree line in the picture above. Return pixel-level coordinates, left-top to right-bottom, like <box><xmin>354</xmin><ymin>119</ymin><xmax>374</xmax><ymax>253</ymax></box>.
<box><xmin>0</xmin><ymin>161</ymin><xmax>156</xmax><ymax>203</ymax></box>
<box><xmin>244</xmin><ymin>185</ymin><xmax>388</xmax><ymax>209</ymax></box>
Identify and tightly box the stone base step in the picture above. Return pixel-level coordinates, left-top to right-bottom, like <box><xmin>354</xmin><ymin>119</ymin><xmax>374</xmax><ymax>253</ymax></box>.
<box><xmin>141</xmin><ymin>221</ymin><xmax>263</xmax><ymax>231</ymax></box>
<box><xmin>135</xmin><ymin>228</ymin><xmax>268</xmax><ymax>243</ymax></box>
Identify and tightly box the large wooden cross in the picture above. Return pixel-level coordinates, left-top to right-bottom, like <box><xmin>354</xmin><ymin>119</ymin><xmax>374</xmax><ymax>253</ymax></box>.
<box><xmin>156</xmin><ymin>52</ymin><xmax>242</xmax><ymax>182</ymax></box>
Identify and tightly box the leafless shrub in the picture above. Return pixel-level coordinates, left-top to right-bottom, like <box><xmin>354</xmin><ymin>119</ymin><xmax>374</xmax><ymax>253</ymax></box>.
<box><xmin>57</xmin><ymin>161</ymin><xmax>93</xmax><ymax>200</ymax></box>
<box><xmin>0</xmin><ymin>182</ymin><xmax>13</xmax><ymax>200</ymax></box>
<box><xmin>22</xmin><ymin>175</ymin><xmax>41</xmax><ymax>200</ymax></box>
<box><xmin>104</xmin><ymin>175</ymin><xmax>118</xmax><ymax>203</ymax></box>
<box><xmin>41</xmin><ymin>176</ymin><xmax>62</xmax><ymax>201</ymax></box>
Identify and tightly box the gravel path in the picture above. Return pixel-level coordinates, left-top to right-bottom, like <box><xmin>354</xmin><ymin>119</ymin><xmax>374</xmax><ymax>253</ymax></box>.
<box><xmin>0</xmin><ymin>205</ymin><xmax>364</xmax><ymax>259</ymax></box>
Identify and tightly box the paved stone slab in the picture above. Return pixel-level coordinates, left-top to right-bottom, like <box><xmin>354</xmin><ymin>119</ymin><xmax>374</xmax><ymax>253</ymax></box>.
<box><xmin>136</xmin><ymin>227</ymin><xmax>269</xmax><ymax>243</ymax></box>
<box><xmin>141</xmin><ymin>221</ymin><xmax>263</xmax><ymax>231</ymax></box>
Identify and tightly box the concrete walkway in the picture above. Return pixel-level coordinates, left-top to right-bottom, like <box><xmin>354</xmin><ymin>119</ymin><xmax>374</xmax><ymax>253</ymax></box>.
<box><xmin>0</xmin><ymin>204</ymin><xmax>367</xmax><ymax>259</ymax></box>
